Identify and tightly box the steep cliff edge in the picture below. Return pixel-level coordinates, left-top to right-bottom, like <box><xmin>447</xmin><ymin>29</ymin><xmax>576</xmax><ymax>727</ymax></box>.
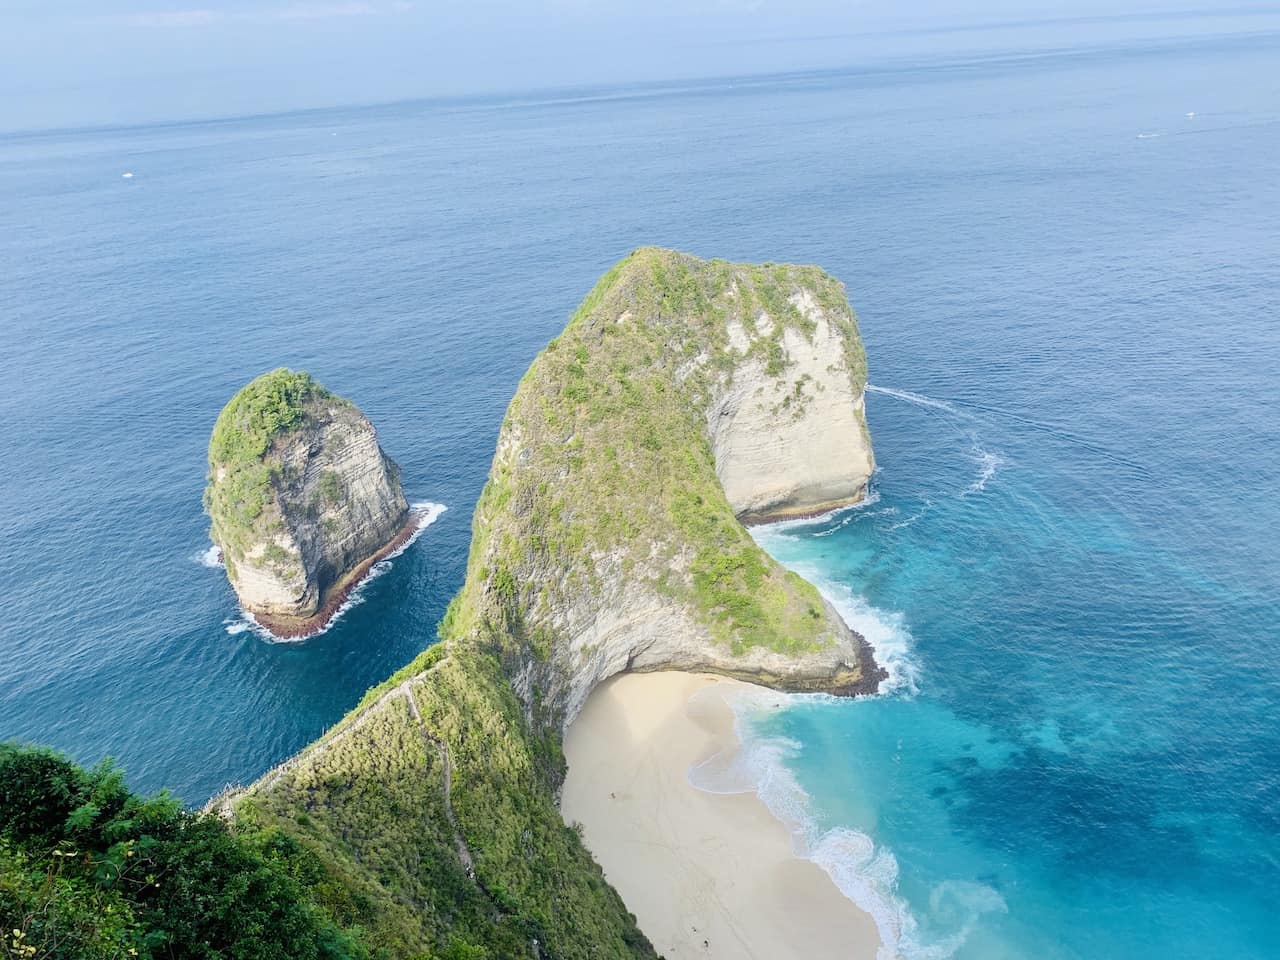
<box><xmin>223</xmin><ymin>249</ymin><xmax>882</xmax><ymax>958</ymax></box>
<box><xmin>712</xmin><ymin>286</ymin><xmax>875</xmax><ymax>523</ymax></box>
<box><xmin>205</xmin><ymin>369</ymin><xmax>411</xmax><ymax>635</ymax></box>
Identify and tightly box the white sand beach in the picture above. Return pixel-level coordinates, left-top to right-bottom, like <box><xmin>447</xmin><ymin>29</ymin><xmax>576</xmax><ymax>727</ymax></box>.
<box><xmin>561</xmin><ymin>671</ymin><xmax>881</xmax><ymax>959</ymax></box>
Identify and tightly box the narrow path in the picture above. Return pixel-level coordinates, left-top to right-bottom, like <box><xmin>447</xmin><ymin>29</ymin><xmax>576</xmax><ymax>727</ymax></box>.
<box><xmin>209</xmin><ymin>660</ymin><xmax>446</xmax><ymax>815</ymax></box>
<box><xmin>401</xmin><ymin>683</ymin><xmax>475</xmax><ymax>875</ymax></box>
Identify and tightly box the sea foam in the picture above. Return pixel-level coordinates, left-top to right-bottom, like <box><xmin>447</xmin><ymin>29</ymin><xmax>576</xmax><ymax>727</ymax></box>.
<box><xmin>960</xmin><ymin>443</ymin><xmax>1004</xmax><ymax>497</ymax></box>
<box><xmin>689</xmin><ymin>678</ymin><xmax>1006</xmax><ymax>960</ymax></box>
<box><xmin>747</xmin><ymin>526</ymin><xmax>923</xmax><ymax>698</ymax></box>
<box><xmin>728</xmin><ymin>522</ymin><xmax>936</xmax><ymax>957</ymax></box>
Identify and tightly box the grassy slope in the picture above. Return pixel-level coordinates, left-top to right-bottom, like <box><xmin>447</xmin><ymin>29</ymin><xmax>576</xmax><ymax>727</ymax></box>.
<box><xmin>232</xmin><ymin>249</ymin><xmax>872</xmax><ymax>958</ymax></box>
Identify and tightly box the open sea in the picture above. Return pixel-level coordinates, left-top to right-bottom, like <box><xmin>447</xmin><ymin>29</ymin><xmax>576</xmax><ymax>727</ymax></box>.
<box><xmin>2</xmin><ymin>13</ymin><xmax>1278</xmax><ymax>959</ymax></box>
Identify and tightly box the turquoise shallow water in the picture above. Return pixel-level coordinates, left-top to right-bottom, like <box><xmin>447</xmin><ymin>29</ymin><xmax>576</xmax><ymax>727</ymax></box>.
<box><xmin>750</xmin><ymin>374</ymin><xmax>1280</xmax><ymax>957</ymax></box>
<box><xmin>2</xmin><ymin>17</ymin><xmax>1279</xmax><ymax>958</ymax></box>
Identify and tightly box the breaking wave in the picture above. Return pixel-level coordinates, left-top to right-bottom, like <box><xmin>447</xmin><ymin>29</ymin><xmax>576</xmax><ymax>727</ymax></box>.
<box><xmin>808</xmin><ymin>567</ymin><xmax>921</xmax><ymax>699</ymax></box>
<box><xmin>686</xmin><ymin>684</ymin><xmax>907</xmax><ymax>960</ymax></box>
<box><xmin>687</xmin><ymin>680</ymin><xmax>1006</xmax><ymax>960</ymax></box>
<box><xmin>748</xmin><ymin>525</ymin><xmax>922</xmax><ymax>698</ymax></box>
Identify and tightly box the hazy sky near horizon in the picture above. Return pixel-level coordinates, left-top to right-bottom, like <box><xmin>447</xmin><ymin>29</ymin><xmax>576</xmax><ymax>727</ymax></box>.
<box><xmin>3</xmin><ymin>1</ymin><xmax>1279</xmax><ymax>131</ymax></box>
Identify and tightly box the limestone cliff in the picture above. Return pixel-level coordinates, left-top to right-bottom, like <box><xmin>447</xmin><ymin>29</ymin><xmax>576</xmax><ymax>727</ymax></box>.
<box><xmin>205</xmin><ymin>369</ymin><xmax>410</xmax><ymax>634</ymax></box>
<box><xmin>712</xmin><ymin>287</ymin><xmax>875</xmax><ymax>523</ymax></box>
<box><xmin>223</xmin><ymin>250</ymin><xmax>882</xmax><ymax>959</ymax></box>
<box><xmin>465</xmin><ymin>248</ymin><xmax>882</xmax><ymax>722</ymax></box>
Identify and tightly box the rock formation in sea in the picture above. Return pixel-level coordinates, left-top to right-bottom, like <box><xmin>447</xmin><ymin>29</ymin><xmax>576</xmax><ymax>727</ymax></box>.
<box><xmin>204</xmin><ymin>369</ymin><xmax>410</xmax><ymax>635</ymax></box>
<box><xmin>218</xmin><ymin>249</ymin><xmax>882</xmax><ymax>958</ymax></box>
<box><xmin>479</xmin><ymin>250</ymin><xmax>881</xmax><ymax>721</ymax></box>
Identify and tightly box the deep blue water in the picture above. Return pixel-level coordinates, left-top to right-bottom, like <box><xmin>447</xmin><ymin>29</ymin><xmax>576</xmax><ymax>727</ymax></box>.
<box><xmin>3</xmin><ymin>19</ymin><xmax>1279</xmax><ymax>960</ymax></box>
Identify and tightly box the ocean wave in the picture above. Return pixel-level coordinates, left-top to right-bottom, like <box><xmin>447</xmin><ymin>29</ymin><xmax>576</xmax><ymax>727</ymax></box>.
<box><xmin>817</xmin><ymin>573</ymin><xmax>921</xmax><ymax>698</ymax></box>
<box><xmin>223</xmin><ymin>501</ymin><xmax>447</xmax><ymax>642</ymax></box>
<box><xmin>741</xmin><ymin>463</ymin><xmax>1004</xmax><ymax>956</ymax></box>
<box><xmin>390</xmin><ymin>501</ymin><xmax>448</xmax><ymax>557</ymax></box>
<box><xmin>196</xmin><ymin>544</ymin><xmax>223</xmax><ymax>568</ymax></box>
<box><xmin>752</xmin><ymin>551</ymin><xmax>921</xmax><ymax>698</ymax></box>
<box><xmin>750</xmin><ymin>517</ymin><xmax>921</xmax><ymax>695</ymax></box>
<box><xmin>226</xmin><ymin>559</ymin><xmax>396</xmax><ymax>643</ymax></box>
<box><xmin>687</xmin><ymin>686</ymin><xmax>908</xmax><ymax>960</ymax></box>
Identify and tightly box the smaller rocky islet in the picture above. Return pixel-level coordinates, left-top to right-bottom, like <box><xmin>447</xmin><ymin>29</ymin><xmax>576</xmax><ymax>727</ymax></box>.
<box><xmin>205</xmin><ymin>368</ymin><xmax>412</xmax><ymax>636</ymax></box>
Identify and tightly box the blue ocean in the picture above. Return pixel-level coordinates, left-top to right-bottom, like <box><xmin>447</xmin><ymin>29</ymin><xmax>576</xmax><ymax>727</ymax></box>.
<box><xmin>2</xmin><ymin>14</ymin><xmax>1278</xmax><ymax>959</ymax></box>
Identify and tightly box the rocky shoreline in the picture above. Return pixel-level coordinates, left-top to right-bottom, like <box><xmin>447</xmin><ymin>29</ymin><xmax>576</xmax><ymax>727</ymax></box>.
<box><xmin>738</xmin><ymin>486</ymin><xmax>872</xmax><ymax>527</ymax></box>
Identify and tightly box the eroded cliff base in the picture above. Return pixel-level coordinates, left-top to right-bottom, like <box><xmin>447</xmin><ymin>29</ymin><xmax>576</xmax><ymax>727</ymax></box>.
<box><xmin>738</xmin><ymin>489</ymin><xmax>872</xmax><ymax>527</ymax></box>
<box><xmin>248</xmin><ymin>506</ymin><xmax>425</xmax><ymax>638</ymax></box>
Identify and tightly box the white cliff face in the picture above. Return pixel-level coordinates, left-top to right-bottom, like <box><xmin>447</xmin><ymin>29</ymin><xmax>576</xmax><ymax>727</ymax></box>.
<box><xmin>710</xmin><ymin>291</ymin><xmax>874</xmax><ymax>523</ymax></box>
<box><xmin>232</xmin><ymin>531</ymin><xmax>310</xmax><ymax>614</ymax></box>
<box><xmin>210</xmin><ymin>390</ymin><xmax>409</xmax><ymax>628</ymax></box>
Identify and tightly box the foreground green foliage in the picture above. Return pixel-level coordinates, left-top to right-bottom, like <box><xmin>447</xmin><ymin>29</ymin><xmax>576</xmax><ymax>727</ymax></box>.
<box><xmin>0</xmin><ymin>743</ymin><xmax>370</xmax><ymax>960</ymax></box>
<box><xmin>234</xmin><ymin>648</ymin><xmax>654</xmax><ymax>959</ymax></box>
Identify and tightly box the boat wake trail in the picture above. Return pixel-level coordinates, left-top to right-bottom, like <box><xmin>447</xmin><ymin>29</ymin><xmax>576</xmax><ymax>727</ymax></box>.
<box><xmin>867</xmin><ymin>384</ymin><xmax>962</xmax><ymax>414</ymax></box>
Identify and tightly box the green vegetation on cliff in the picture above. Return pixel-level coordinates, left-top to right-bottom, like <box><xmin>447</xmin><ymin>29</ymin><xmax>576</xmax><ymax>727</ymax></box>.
<box><xmin>217</xmin><ymin>249</ymin><xmax>873</xmax><ymax>958</ymax></box>
<box><xmin>232</xmin><ymin>648</ymin><xmax>653</xmax><ymax>960</ymax></box>
<box><xmin>204</xmin><ymin>369</ymin><xmax>345</xmax><ymax>561</ymax></box>
<box><xmin>209</xmin><ymin>369</ymin><xmax>331</xmax><ymax>468</ymax></box>
<box><xmin>458</xmin><ymin>247</ymin><xmax>866</xmax><ymax>657</ymax></box>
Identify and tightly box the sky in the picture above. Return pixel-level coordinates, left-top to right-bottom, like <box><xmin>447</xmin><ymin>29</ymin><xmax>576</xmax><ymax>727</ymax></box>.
<box><xmin>2</xmin><ymin>1</ymin><xmax>1278</xmax><ymax>132</ymax></box>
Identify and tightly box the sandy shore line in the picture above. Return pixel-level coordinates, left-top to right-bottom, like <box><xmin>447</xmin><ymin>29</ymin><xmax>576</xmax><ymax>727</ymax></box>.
<box><xmin>562</xmin><ymin>671</ymin><xmax>880</xmax><ymax>960</ymax></box>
